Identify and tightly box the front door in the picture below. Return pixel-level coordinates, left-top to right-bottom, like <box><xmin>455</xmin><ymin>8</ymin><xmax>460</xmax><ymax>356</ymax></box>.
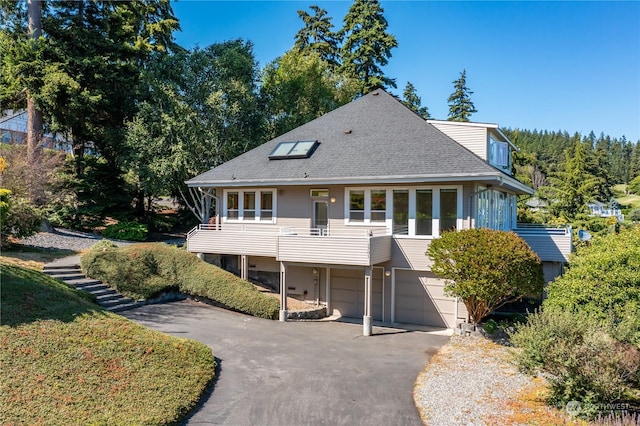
<box><xmin>313</xmin><ymin>201</ymin><xmax>328</xmax><ymax>235</ymax></box>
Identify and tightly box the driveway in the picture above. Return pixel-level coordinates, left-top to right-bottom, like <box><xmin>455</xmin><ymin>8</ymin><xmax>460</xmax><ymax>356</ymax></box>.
<box><xmin>122</xmin><ymin>300</ymin><xmax>450</xmax><ymax>426</ymax></box>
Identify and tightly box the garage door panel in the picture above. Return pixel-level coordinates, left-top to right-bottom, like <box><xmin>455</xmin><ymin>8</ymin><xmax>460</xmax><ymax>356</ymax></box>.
<box><xmin>331</xmin><ymin>268</ymin><xmax>383</xmax><ymax>320</ymax></box>
<box><xmin>395</xmin><ymin>270</ymin><xmax>455</xmax><ymax>328</ymax></box>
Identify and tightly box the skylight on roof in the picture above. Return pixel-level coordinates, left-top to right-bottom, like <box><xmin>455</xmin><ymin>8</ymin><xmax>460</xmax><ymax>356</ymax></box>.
<box><xmin>269</xmin><ymin>140</ymin><xmax>320</xmax><ymax>160</ymax></box>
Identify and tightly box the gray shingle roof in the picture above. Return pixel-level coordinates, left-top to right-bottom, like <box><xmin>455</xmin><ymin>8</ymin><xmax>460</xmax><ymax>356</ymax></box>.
<box><xmin>187</xmin><ymin>90</ymin><xmax>518</xmax><ymax>188</ymax></box>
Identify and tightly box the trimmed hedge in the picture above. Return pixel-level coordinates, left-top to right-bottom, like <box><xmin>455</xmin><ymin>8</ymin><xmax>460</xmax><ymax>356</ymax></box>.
<box><xmin>81</xmin><ymin>243</ymin><xmax>280</xmax><ymax>319</ymax></box>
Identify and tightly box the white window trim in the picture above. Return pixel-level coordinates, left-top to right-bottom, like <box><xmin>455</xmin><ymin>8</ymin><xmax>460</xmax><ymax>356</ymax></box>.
<box><xmin>344</xmin><ymin>186</ymin><xmax>463</xmax><ymax>238</ymax></box>
<box><xmin>223</xmin><ymin>188</ymin><xmax>277</xmax><ymax>224</ymax></box>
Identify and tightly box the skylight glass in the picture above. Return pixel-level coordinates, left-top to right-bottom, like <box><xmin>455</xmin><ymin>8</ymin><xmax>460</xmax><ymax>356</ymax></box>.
<box><xmin>269</xmin><ymin>140</ymin><xmax>320</xmax><ymax>160</ymax></box>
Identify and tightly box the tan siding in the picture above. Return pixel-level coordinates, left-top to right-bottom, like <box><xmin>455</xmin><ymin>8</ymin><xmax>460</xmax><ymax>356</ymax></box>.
<box><xmin>429</xmin><ymin>122</ymin><xmax>487</xmax><ymax>159</ymax></box>
<box><xmin>248</xmin><ymin>256</ymin><xmax>279</xmax><ymax>272</ymax></box>
<box><xmin>370</xmin><ymin>236</ymin><xmax>392</xmax><ymax>265</ymax></box>
<box><xmin>390</xmin><ymin>238</ymin><xmax>433</xmax><ymax>270</ymax></box>
<box><xmin>187</xmin><ymin>230</ymin><xmax>277</xmax><ymax>256</ymax></box>
<box><xmin>285</xmin><ymin>265</ymin><xmax>319</xmax><ymax>302</ymax></box>
<box><xmin>278</xmin><ymin>236</ymin><xmax>372</xmax><ymax>266</ymax></box>
<box><xmin>457</xmin><ymin>300</ymin><xmax>468</xmax><ymax>323</ymax></box>
<box><xmin>515</xmin><ymin>229</ymin><xmax>572</xmax><ymax>262</ymax></box>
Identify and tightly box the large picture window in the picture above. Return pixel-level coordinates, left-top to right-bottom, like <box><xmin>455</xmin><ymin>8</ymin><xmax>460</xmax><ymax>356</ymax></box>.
<box><xmin>224</xmin><ymin>189</ymin><xmax>276</xmax><ymax>222</ymax></box>
<box><xmin>346</xmin><ymin>186</ymin><xmax>461</xmax><ymax>237</ymax></box>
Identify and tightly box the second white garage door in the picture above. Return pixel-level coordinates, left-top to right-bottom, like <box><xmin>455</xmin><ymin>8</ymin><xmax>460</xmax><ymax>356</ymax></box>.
<box><xmin>394</xmin><ymin>270</ymin><xmax>455</xmax><ymax>328</ymax></box>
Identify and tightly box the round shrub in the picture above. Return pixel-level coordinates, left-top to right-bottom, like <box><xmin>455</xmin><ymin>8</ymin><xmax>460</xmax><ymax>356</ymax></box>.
<box><xmin>427</xmin><ymin>228</ymin><xmax>544</xmax><ymax>324</ymax></box>
<box><xmin>89</xmin><ymin>240</ymin><xmax>119</xmax><ymax>252</ymax></box>
<box><xmin>102</xmin><ymin>221</ymin><xmax>148</xmax><ymax>241</ymax></box>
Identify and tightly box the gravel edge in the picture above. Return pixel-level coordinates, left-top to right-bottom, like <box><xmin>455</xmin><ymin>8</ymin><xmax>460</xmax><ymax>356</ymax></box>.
<box><xmin>413</xmin><ymin>335</ymin><xmax>532</xmax><ymax>426</ymax></box>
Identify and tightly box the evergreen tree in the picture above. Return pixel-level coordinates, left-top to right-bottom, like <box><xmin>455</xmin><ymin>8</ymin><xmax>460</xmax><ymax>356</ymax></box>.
<box><xmin>401</xmin><ymin>81</ymin><xmax>430</xmax><ymax>119</ymax></box>
<box><xmin>630</xmin><ymin>143</ymin><xmax>640</xmax><ymax>180</ymax></box>
<box><xmin>540</xmin><ymin>139</ymin><xmax>603</xmax><ymax>220</ymax></box>
<box><xmin>294</xmin><ymin>5</ymin><xmax>340</xmax><ymax>69</ymax></box>
<box><xmin>339</xmin><ymin>0</ymin><xmax>398</xmax><ymax>95</ymax></box>
<box><xmin>447</xmin><ymin>69</ymin><xmax>477</xmax><ymax>122</ymax></box>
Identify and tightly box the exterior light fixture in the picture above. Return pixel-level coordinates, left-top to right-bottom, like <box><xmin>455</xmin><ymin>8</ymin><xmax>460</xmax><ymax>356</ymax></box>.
<box><xmin>385</xmin><ymin>270</ymin><xmax>391</xmax><ymax>277</ymax></box>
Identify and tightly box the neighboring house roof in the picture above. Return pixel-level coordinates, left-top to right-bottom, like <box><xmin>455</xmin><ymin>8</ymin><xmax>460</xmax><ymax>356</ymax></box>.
<box><xmin>187</xmin><ymin>89</ymin><xmax>532</xmax><ymax>194</ymax></box>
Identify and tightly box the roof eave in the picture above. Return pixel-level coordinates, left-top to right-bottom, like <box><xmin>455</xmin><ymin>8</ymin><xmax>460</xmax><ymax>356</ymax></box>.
<box><xmin>186</xmin><ymin>172</ymin><xmax>535</xmax><ymax>194</ymax></box>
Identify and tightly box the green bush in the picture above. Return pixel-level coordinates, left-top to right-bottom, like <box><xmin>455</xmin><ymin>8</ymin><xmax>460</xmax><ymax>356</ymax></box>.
<box><xmin>511</xmin><ymin>310</ymin><xmax>640</xmax><ymax>416</ymax></box>
<box><xmin>81</xmin><ymin>244</ymin><xmax>279</xmax><ymax>319</ymax></box>
<box><xmin>102</xmin><ymin>221</ymin><xmax>148</xmax><ymax>241</ymax></box>
<box><xmin>544</xmin><ymin>227</ymin><xmax>640</xmax><ymax>323</ymax></box>
<box><xmin>89</xmin><ymin>239</ymin><xmax>119</xmax><ymax>252</ymax></box>
<box><xmin>427</xmin><ymin>228</ymin><xmax>544</xmax><ymax>324</ymax></box>
<box><xmin>0</xmin><ymin>190</ymin><xmax>42</xmax><ymax>247</ymax></box>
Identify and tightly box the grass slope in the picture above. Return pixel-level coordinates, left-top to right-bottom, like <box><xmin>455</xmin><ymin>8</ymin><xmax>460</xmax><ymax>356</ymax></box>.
<box><xmin>0</xmin><ymin>260</ymin><xmax>215</xmax><ymax>425</ymax></box>
<box><xmin>81</xmin><ymin>244</ymin><xmax>280</xmax><ymax>319</ymax></box>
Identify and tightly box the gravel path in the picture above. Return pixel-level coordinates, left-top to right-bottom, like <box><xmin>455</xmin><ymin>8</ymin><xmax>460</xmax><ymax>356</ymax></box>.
<box><xmin>414</xmin><ymin>335</ymin><xmax>532</xmax><ymax>426</ymax></box>
<box><xmin>18</xmin><ymin>228</ymin><xmax>132</xmax><ymax>252</ymax></box>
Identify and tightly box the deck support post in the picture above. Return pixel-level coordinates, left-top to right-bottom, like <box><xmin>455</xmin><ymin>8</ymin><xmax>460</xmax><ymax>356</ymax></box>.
<box><xmin>363</xmin><ymin>266</ymin><xmax>373</xmax><ymax>336</ymax></box>
<box><xmin>279</xmin><ymin>262</ymin><xmax>287</xmax><ymax>322</ymax></box>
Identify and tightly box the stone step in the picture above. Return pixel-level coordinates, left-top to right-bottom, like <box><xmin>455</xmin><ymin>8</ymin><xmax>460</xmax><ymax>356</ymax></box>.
<box><xmin>91</xmin><ymin>288</ymin><xmax>118</xmax><ymax>297</ymax></box>
<box><xmin>72</xmin><ymin>282</ymin><xmax>110</xmax><ymax>292</ymax></box>
<box><xmin>46</xmin><ymin>273</ymin><xmax>86</xmax><ymax>281</ymax></box>
<box><xmin>106</xmin><ymin>301</ymin><xmax>145</xmax><ymax>312</ymax></box>
<box><xmin>42</xmin><ymin>264</ymin><xmax>81</xmax><ymax>271</ymax></box>
<box><xmin>65</xmin><ymin>278</ymin><xmax>103</xmax><ymax>287</ymax></box>
<box><xmin>99</xmin><ymin>297</ymin><xmax>136</xmax><ymax>308</ymax></box>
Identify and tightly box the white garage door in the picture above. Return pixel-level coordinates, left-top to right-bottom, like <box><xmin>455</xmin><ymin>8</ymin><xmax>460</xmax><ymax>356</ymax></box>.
<box><xmin>394</xmin><ymin>270</ymin><xmax>455</xmax><ymax>328</ymax></box>
<box><xmin>331</xmin><ymin>268</ymin><xmax>383</xmax><ymax>320</ymax></box>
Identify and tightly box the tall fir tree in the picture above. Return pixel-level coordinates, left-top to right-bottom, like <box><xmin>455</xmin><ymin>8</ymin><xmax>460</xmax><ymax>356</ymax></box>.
<box><xmin>338</xmin><ymin>0</ymin><xmax>398</xmax><ymax>95</ymax></box>
<box><xmin>447</xmin><ymin>69</ymin><xmax>477</xmax><ymax>122</ymax></box>
<box><xmin>401</xmin><ymin>81</ymin><xmax>430</xmax><ymax>119</ymax></box>
<box><xmin>294</xmin><ymin>5</ymin><xmax>340</xmax><ymax>69</ymax></box>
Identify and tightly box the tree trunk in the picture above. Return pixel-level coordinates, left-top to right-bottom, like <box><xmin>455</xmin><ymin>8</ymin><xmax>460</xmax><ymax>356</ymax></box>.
<box><xmin>27</xmin><ymin>0</ymin><xmax>44</xmax><ymax>205</ymax></box>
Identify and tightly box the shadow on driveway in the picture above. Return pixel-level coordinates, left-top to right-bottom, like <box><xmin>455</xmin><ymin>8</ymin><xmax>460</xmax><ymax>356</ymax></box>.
<box><xmin>122</xmin><ymin>300</ymin><xmax>449</xmax><ymax>426</ymax></box>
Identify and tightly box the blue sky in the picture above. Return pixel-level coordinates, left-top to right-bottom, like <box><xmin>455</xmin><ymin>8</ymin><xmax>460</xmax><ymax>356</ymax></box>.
<box><xmin>171</xmin><ymin>1</ymin><xmax>640</xmax><ymax>142</ymax></box>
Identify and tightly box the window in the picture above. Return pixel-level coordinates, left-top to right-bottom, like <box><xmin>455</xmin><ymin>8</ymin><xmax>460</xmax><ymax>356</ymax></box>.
<box><xmin>416</xmin><ymin>189</ymin><xmax>433</xmax><ymax>235</ymax></box>
<box><xmin>392</xmin><ymin>190</ymin><xmax>409</xmax><ymax>235</ymax></box>
<box><xmin>260</xmin><ymin>192</ymin><xmax>273</xmax><ymax>220</ymax></box>
<box><xmin>475</xmin><ymin>189</ymin><xmax>515</xmax><ymax>231</ymax></box>
<box><xmin>370</xmin><ymin>190</ymin><xmax>386</xmax><ymax>222</ymax></box>
<box><xmin>440</xmin><ymin>189</ymin><xmax>458</xmax><ymax>233</ymax></box>
<box><xmin>349</xmin><ymin>190</ymin><xmax>365</xmax><ymax>222</ymax></box>
<box><xmin>227</xmin><ymin>192</ymin><xmax>239</xmax><ymax>219</ymax></box>
<box><xmin>244</xmin><ymin>192</ymin><xmax>256</xmax><ymax>219</ymax></box>
<box><xmin>346</xmin><ymin>186</ymin><xmax>460</xmax><ymax>237</ymax></box>
<box><xmin>224</xmin><ymin>189</ymin><xmax>276</xmax><ymax>222</ymax></box>
<box><xmin>488</xmin><ymin>137</ymin><xmax>511</xmax><ymax>172</ymax></box>
<box><xmin>269</xmin><ymin>140</ymin><xmax>320</xmax><ymax>159</ymax></box>
<box><xmin>310</xmin><ymin>189</ymin><xmax>329</xmax><ymax>197</ymax></box>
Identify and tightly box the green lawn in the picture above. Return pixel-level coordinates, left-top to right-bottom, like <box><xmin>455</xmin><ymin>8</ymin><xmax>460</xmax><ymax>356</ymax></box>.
<box><xmin>0</xmin><ymin>259</ymin><xmax>215</xmax><ymax>425</ymax></box>
<box><xmin>613</xmin><ymin>184</ymin><xmax>640</xmax><ymax>209</ymax></box>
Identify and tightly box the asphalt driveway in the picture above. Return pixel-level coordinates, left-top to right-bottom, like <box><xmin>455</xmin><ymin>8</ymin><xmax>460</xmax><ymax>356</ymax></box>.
<box><xmin>122</xmin><ymin>300</ymin><xmax>450</xmax><ymax>426</ymax></box>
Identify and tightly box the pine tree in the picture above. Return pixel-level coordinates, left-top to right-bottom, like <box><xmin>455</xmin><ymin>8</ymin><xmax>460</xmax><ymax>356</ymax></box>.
<box><xmin>447</xmin><ymin>69</ymin><xmax>477</xmax><ymax>122</ymax></box>
<box><xmin>339</xmin><ymin>0</ymin><xmax>398</xmax><ymax>95</ymax></box>
<box><xmin>401</xmin><ymin>81</ymin><xmax>430</xmax><ymax>119</ymax></box>
<box><xmin>294</xmin><ymin>5</ymin><xmax>340</xmax><ymax>69</ymax></box>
